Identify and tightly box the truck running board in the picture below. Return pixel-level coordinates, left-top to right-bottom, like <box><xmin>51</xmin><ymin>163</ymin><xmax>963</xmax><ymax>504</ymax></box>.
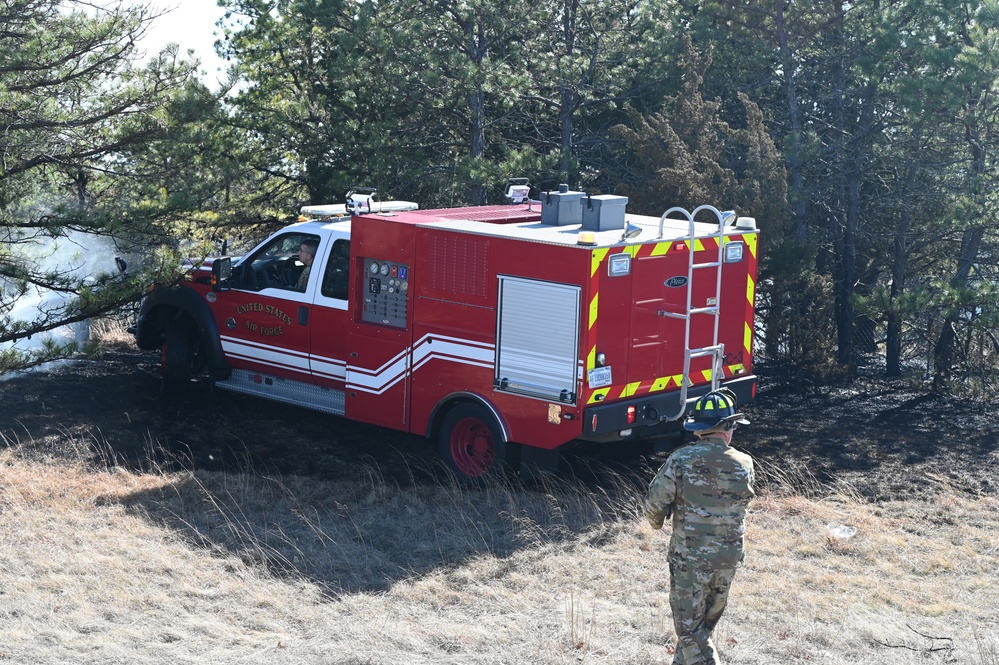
<box><xmin>214</xmin><ymin>369</ymin><xmax>346</xmax><ymax>417</ymax></box>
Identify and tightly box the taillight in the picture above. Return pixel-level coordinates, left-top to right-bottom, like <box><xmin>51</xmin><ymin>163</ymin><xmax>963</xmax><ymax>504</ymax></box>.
<box><xmin>626</xmin><ymin>405</ymin><xmax>636</xmax><ymax>425</ymax></box>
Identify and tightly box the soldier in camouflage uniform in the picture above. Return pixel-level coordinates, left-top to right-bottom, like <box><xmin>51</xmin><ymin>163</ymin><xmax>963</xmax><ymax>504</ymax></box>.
<box><xmin>645</xmin><ymin>389</ymin><xmax>755</xmax><ymax>665</ymax></box>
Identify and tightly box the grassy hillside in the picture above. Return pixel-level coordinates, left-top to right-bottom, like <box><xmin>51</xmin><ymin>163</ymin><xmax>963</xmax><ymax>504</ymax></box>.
<box><xmin>1</xmin><ymin>436</ymin><xmax>996</xmax><ymax>665</ymax></box>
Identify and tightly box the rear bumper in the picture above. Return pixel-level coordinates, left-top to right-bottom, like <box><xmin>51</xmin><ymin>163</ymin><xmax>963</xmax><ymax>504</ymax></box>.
<box><xmin>580</xmin><ymin>374</ymin><xmax>757</xmax><ymax>438</ymax></box>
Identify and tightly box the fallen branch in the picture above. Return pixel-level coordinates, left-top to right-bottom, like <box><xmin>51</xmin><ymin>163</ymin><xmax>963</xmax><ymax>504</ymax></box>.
<box><xmin>875</xmin><ymin>624</ymin><xmax>954</xmax><ymax>657</ymax></box>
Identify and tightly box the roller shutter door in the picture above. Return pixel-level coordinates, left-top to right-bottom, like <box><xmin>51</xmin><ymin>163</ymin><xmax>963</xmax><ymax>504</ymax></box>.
<box><xmin>495</xmin><ymin>276</ymin><xmax>580</xmax><ymax>403</ymax></box>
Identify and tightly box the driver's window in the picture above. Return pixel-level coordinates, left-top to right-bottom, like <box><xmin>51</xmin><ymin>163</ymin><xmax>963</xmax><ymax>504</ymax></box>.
<box><xmin>243</xmin><ymin>233</ymin><xmax>321</xmax><ymax>292</ymax></box>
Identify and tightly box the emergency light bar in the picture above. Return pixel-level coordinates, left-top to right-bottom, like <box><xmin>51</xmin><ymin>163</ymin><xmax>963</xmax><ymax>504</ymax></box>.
<box><xmin>300</xmin><ymin>200</ymin><xmax>419</xmax><ymax>218</ymax></box>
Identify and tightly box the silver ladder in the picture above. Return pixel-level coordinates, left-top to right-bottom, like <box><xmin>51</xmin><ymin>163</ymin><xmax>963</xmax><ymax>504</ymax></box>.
<box><xmin>656</xmin><ymin>205</ymin><xmax>735</xmax><ymax>421</ymax></box>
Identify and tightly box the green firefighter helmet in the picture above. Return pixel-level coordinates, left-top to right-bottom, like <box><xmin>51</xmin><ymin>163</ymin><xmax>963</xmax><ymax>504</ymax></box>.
<box><xmin>683</xmin><ymin>388</ymin><xmax>751</xmax><ymax>432</ymax></box>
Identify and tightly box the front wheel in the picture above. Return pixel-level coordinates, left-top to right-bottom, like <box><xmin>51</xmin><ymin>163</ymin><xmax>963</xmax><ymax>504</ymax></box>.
<box><xmin>161</xmin><ymin>318</ymin><xmax>204</xmax><ymax>393</ymax></box>
<box><xmin>438</xmin><ymin>403</ymin><xmax>509</xmax><ymax>483</ymax></box>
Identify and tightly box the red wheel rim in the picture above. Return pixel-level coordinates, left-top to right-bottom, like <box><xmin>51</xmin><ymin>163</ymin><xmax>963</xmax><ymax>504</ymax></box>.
<box><xmin>449</xmin><ymin>416</ymin><xmax>495</xmax><ymax>478</ymax></box>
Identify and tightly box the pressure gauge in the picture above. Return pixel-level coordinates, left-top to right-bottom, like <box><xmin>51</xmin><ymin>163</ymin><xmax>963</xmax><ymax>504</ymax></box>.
<box><xmin>380</xmin><ymin>263</ymin><xmax>390</xmax><ymax>276</ymax></box>
<box><xmin>369</xmin><ymin>262</ymin><xmax>380</xmax><ymax>275</ymax></box>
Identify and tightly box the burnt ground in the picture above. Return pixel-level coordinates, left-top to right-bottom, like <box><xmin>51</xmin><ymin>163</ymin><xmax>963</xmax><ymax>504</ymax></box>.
<box><xmin>1</xmin><ymin>349</ymin><xmax>996</xmax><ymax>502</ymax></box>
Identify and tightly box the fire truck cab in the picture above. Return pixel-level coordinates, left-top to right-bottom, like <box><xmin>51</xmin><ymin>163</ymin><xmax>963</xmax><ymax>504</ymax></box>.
<box><xmin>132</xmin><ymin>190</ymin><xmax>759</xmax><ymax>481</ymax></box>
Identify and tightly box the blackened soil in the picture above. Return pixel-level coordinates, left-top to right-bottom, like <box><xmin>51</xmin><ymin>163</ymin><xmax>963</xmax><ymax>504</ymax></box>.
<box><xmin>0</xmin><ymin>350</ymin><xmax>437</xmax><ymax>482</ymax></box>
<box><xmin>2</xmin><ymin>350</ymin><xmax>996</xmax><ymax>500</ymax></box>
<box><xmin>741</xmin><ymin>376</ymin><xmax>998</xmax><ymax>499</ymax></box>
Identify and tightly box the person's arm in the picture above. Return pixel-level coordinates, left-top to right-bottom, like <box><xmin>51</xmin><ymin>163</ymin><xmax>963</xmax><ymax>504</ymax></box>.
<box><xmin>644</xmin><ymin>456</ymin><xmax>679</xmax><ymax>529</ymax></box>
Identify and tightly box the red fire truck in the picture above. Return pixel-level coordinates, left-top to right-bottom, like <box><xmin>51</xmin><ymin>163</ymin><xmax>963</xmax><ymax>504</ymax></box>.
<box><xmin>132</xmin><ymin>187</ymin><xmax>759</xmax><ymax>481</ymax></box>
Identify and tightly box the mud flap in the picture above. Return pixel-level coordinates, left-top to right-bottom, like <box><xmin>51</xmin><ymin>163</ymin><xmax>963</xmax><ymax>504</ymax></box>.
<box><xmin>519</xmin><ymin>445</ymin><xmax>560</xmax><ymax>481</ymax></box>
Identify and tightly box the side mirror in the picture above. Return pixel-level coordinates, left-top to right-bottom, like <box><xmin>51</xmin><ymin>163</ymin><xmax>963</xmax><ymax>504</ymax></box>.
<box><xmin>211</xmin><ymin>257</ymin><xmax>232</xmax><ymax>292</ymax></box>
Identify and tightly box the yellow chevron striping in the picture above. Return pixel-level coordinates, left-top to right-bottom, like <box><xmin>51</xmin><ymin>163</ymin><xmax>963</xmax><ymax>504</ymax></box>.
<box><xmin>651</xmin><ymin>377</ymin><xmax>672</xmax><ymax>392</ymax></box>
<box><xmin>744</xmin><ymin>232</ymin><xmax>759</xmax><ymax>259</ymax></box>
<box><xmin>588</xmin><ymin>389</ymin><xmax>610</xmax><ymax>404</ymax></box>
<box><xmin>591</xmin><ymin>248</ymin><xmax>610</xmax><ymax>278</ymax></box>
<box><xmin>651</xmin><ymin>242</ymin><xmax>671</xmax><ymax>256</ymax></box>
<box><xmin>619</xmin><ymin>382</ymin><xmax>641</xmax><ymax>398</ymax></box>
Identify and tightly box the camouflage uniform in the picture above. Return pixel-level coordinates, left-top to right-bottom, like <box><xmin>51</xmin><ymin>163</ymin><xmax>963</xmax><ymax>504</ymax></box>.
<box><xmin>645</xmin><ymin>434</ymin><xmax>755</xmax><ymax>665</ymax></box>
<box><xmin>294</xmin><ymin>264</ymin><xmax>311</xmax><ymax>291</ymax></box>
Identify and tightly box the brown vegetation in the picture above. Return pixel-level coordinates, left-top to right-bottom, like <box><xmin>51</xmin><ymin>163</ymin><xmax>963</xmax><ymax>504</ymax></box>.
<box><xmin>1</xmin><ymin>325</ymin><xmax>997</xmax><ymax>663</ymax></box>
<box><xmin>1</xmin><ymin>442</ymin><xmax>996</xmax><ymax>664</ymax></box>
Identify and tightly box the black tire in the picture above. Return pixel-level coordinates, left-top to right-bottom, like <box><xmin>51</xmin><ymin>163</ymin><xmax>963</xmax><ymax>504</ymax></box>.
<box><xmin>161</xmin><ymin>318</ymin><xmax>203</xmax><ymax>393</ymax></box>
<box><xmin>438</xmin><ymin>403</ymin><xmax>510</xmax><ymax>483</ymax></box>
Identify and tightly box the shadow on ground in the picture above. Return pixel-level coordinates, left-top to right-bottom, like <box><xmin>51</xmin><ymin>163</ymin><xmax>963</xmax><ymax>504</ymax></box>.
<box><xmin>3</xmin><ymin>349</ymin><xmax>996</xmax><ymax>502</ymax></box>
<box><xmin>4</xmin><ymin>349</ymin><xmax>997</xmax><ymax>592</ymax></box>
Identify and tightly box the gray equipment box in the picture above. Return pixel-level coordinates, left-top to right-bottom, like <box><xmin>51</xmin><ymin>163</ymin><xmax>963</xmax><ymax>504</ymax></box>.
<box><xmin>541</xmin><ymin>185</ymin><xmax>585</xmax><ymax>226</ymax></box>
<box><xmin>581</xmin><ymin>194</ymin><xmax>628</xmax><ymax>232</ymax></box>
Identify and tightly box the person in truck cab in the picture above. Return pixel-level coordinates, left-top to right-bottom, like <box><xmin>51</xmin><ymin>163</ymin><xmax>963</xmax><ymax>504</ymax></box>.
<box><xmin>295</xmin><ymin>238</ymin><xmax>319</xmax><ymax>291</ymax></box>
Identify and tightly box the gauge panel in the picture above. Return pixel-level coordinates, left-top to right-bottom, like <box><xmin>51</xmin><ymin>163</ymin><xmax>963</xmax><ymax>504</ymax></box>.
<box><xmin>362</xmin><ymin>257</ymin><xmax>410</xmax><ymax>328</ymax></box>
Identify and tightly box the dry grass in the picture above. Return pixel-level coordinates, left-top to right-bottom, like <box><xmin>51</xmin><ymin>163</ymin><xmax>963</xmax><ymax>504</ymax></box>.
<box><xmin>0</xmin><ymin>436</ymin><xmax>997</xmax><ymax>665</ymax></box>
<box><xmin>87</xmin><ymin>316</ymin><xmax>136</xmax><ymax>353</ymax></box>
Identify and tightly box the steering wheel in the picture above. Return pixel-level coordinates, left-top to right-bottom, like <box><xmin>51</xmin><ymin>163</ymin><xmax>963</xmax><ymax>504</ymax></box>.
<box><xmin>263</xmin><ymin>257</ymin><xmax>299</xmax><ymax>288</ymax></box>
<box><xmin>264</xmin><ymin>261</ymin><xmax>282</xmax><ymax>285</ymax></box>
<box><xmin>280</xmin><ymin>256</ymin><xmax>301</xmax><ymax>287</ymax></box>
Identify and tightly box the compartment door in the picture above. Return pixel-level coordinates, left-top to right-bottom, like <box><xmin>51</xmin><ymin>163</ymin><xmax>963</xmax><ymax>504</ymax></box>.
<box><xmin>344</xmin><ymin>256</ymin><xmax>414</xmax><ymax>430</ymax></box>
<box><xmin>494</xmin><ymin>276</ymin><xmax>581</xmax><ymax>404</ymax></box>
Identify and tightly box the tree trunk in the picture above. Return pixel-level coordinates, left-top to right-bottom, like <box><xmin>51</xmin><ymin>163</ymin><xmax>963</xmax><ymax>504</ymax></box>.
<box><xmin>775</xmin><ymin>1</ymin><xmax>807</xmax><ymax>244</ymax></box>
<box><xmin>559</xmin><ymin>86</ymin><xmax>575</xmax><ymax>187</ymax></box>
<box><xmin>467</xmin><ymin>20</ymin><xmax>487</xmax><ymax>205</ymax></box>
<box><xmin>829</xmin><ymin>4</ymin><xmax>853</xmax><ymax>369</ymax></box>
<box><xmin>933</xmin><ymin>86</ymin><xmax>988</xmax><ymax>389</ymax></box>
<box><xmin>469</xmin><ymin>86</ymin><xmax>487</xmax><ymax>205</ymax></box>
<box><xmin>74</xmin><ymin>169</ymin><xmax>89</xmax><ymax>210</ymax></box>
<box><xmin>933</xmin><ymin>225</ymin><xmax>985</xmax><ymax>388</ymax></box>
<box><xmin>886</xmin><ymin>156</ymin><xmax>918</xmax><ymax>377</ymax></box>
<box><xmin>558</xmin><ymin>0</ymin><xmax>578</xmax><ymax>187</ymax></box>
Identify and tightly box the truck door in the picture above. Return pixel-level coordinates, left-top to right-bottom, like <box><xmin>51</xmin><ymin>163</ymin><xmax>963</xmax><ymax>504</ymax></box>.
<box><xmin>214</xmin><ymin>231</ymin><xmax>319</xmax><ymax>381</ymax></box>
<box><xmin>630</xmin><ymin>240</ymin><xmax>723</xmax><ymax>390</ymax></box>
<box><xmin>308</xmin><ymin>234</ymin><xmax>351</xmax><ymax>389</ymax></box>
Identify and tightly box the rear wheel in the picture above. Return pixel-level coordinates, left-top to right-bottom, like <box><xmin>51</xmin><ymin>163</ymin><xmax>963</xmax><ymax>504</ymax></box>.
<box><xmin>438</xmin><ymin>403</ymin><xmax>509</xmax><ymax>482</ymax></box>
<box><xmin>161</xmin><ymin>318</ymin><xmax>204</xmax><ymax>393</ymax></box>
